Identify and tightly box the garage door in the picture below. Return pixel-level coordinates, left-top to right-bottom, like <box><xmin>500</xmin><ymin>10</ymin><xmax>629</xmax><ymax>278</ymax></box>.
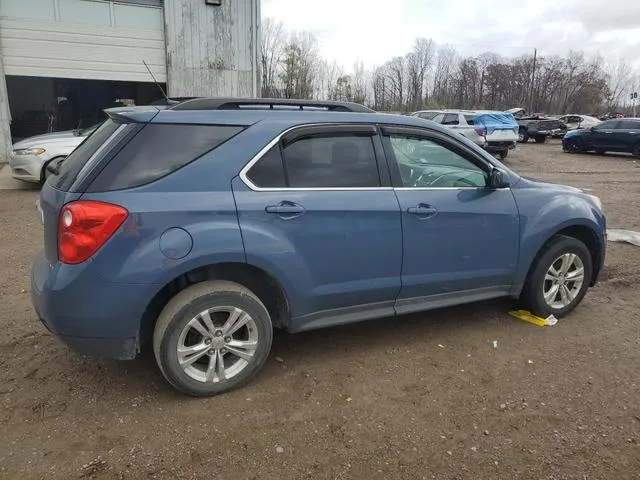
<box><xmin>0</xmin><ymin>0</ymin><xmax>166</xmax><ymax>82</ymax></box>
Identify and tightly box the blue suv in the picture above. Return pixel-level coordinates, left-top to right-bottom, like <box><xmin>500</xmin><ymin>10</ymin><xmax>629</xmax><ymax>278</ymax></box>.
<box><xmin>31</xmin><ymin>98</ymin><xmax>606</xmax><ymax>396</ymax></box>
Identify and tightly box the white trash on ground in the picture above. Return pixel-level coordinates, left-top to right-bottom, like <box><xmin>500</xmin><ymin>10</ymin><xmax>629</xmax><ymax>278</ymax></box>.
<box><xmin>607</xmin><ymin>230</ymin><xmax>640</xmax><ymax>247</ymax></box>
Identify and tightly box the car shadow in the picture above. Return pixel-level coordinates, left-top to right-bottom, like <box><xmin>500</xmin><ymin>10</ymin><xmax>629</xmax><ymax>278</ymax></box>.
<box><xmin>74</xmin><ymin>297</ymin><xmax>519</xmax><ymax>398</ymax></box>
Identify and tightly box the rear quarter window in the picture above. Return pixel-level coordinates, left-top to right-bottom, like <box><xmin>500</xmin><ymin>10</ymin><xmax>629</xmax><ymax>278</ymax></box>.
<box><xmin>87</xmin><ymin>124</ymin><xmax>243</xmax><ymax>192</ymax></box>
<box><xmin>52</xmin><ymin>119</ymin><xmax>121</xmax><ymax>191</ymax></box>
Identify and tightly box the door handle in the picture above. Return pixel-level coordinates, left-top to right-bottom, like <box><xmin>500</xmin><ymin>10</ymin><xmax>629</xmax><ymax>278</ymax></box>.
<box><xmin>265</xmin><ymin>201</ymin><xmax>305</xmax><ymax>217</ymax></box>
<box><xmin>407</xmin><ymin>204</ymin><xmax>438</xmax><ymax>218</ymax></box>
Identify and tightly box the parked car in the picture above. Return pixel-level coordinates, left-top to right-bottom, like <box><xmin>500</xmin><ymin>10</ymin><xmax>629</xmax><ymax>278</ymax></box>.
<box><xmin>32</xmin><ymin>98</ymin><xmax>606</xmax><ymax>396</ymax></box>
<box><xmin>557</xmin><ymin>115</ymin><xmax>601</xmax><ymax>132</ymax></box>
<box><xmin>412</xmin><ymin>109</ymin><xmax>518</xmax><ymax>159</ymax></box>
<box><xmin>10</xmin><ymin>124</ymin><xmax>99</xmax><ymax>184</ymax></box>
<box><xmin>411</xmin><ymin>110</ymin><xmax>486</xmax><ymax>148</ymax></box>
<box><xmin>470</xmin><ymin>110</ymin><xmax>519</xmax><ymax>159</ymax></box>
<box><xmin>562</xmin><ymin>118</ymin><xmax>640</xmax><ymax>155</ymax></box>
<box><xmin>506</xmin><ymin>108</ymin><xmax>566</xmax><ymax>143</ymax></box>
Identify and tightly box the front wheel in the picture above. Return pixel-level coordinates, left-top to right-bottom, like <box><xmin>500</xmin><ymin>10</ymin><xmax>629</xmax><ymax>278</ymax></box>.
<box><xmin>520</xmin><ymin>235</ymin><xmax>592</xmax><ymax>318</ymax></box>
<box><xmin>153</xmin><ymin>280</ymin><xmax>273</xmax><ymax>396</ymax></box>
<box><xmin>534</xmin><ymin>136</ymin><xmax>547</xmax><ymax>144</ymax></box>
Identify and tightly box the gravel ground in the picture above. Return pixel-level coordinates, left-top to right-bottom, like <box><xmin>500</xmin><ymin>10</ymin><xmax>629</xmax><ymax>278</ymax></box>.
<box><xmin>0</xmin><ymin>141</ymin><xmax>639</xmax><ymax>479</ymax></box>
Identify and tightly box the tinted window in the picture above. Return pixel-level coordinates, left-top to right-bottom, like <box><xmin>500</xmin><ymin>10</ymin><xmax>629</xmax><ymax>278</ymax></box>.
<box><xmin>283</xmin><ymin>135</ymin><xmax>380</xmax><ymax>188</ymax></box>
<box><xmin>597</xmin><ymin>120</ymin><xmax>619</xmax><ymax>129</ymax></box>
<box><xmin>417</xmin><ymin>112</ymin><xmax>438</xmax><ymax>120</ymax></box>
<box><xmin>463</xmin><ymin>115</ymin><xmax>475</xmax><ymax>124</ymax></box>
<box><xmin>246</xmin><ymin>145</ymin><xmax>286</xmax><ymax>188</ymax></box>
<box><xmin>442</xmin><ymin>113</ymin><xmax>459</xmax><ymax>125</ymax></box>
<box><xmin>88</xmin><ymin>124</ymin><xmax>243</xmax><ymax>191</ymax></box>
<box><xmin>618</xmin><ymin>120</ymin><xmax>640</xmax><ymax>130</ymax></box>
<box><xmin>388</xmin><ymin>135</ymin><xmax>486</xmax><ymax>188</ymax></box>
<box><xmin>52</xmin><ymin>119</ymin><xmax>121</xmax><ymax>191</ymax></box>
<box><xmin>432</xmin><ymin>114</ymin><xmax>445</xmax><ymax>124</ymax></box>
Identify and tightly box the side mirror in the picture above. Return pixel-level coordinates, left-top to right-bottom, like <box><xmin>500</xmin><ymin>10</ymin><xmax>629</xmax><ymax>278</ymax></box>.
<box><xmin>488</xmin><ymin>169</ymin><xmax>510</xmax><ymax>189</ymax></box>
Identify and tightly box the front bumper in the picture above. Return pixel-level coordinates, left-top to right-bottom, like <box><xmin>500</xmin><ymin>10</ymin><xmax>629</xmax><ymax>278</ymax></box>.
<box><xmin>9</xmin><ymin>153</ymin><xmax>44</xmax><ymax>183</ymax></box>
<box><xmin>30</xmin><ymin>250</ymin><xmax>156</xmax><ymax>359</ymax></box>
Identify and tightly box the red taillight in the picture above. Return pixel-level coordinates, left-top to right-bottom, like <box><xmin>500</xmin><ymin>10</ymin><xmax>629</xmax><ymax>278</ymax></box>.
<box><xmin>474</xmin><ymin>127</ymin><xmax>486</xmax><ymax>137</ymax></box>
<box><xmin>58</xmin><ymin>201</ymin><xmax>128</xmax><ymax>264</ymax></box>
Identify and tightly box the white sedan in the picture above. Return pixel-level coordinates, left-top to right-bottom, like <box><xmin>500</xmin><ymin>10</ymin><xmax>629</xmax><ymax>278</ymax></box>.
<box><xmin>558</xmin><ymin>114</ymin><xmax>601</xmax><ymax>132</ymax></box>
<box><xmin>9</xmin><ymin>124</ymin><xmax>98</xmax><ymax>184</ymax></box>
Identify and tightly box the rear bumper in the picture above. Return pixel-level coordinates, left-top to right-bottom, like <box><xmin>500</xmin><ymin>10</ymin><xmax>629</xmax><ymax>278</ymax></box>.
<box><xmin>485</xmin><ymin>141</ymin><xmax>516</xmax><ymax>152</ymax></box>
<box><xmin>30</xmin><ymin>250</ymin><xmax>155</xmax><ymax>359</ymax></box>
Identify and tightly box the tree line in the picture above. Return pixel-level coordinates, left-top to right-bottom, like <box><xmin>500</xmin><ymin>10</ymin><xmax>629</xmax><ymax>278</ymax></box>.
<box><xmin>260</xmin><ymin>18</ymin><xmax>639</xmax><ymax>115</ymax></box>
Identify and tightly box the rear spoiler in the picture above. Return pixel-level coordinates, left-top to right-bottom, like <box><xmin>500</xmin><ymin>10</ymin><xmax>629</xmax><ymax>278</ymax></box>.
<box><xmin>104</xmin><ymin>106</ymin><xmax>164</xmax><ymax>124</ymax></box>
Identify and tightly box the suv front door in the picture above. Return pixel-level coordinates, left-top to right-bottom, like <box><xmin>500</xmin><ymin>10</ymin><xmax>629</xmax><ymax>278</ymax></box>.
<box><xmin>233</xmin><ymin>125</ymin><xmax>403</xmax><ymax>331</ymax></box>
<box><xmin>380</xmin><ymin>126</ymin><xmax>520</xmax><ymax>314</ymax></box>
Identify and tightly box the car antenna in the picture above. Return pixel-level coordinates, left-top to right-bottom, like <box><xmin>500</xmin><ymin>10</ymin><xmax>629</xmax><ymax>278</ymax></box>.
<box><xmin>142</xmin><ymin>60</ymin><xmax>170</xmax><ymax>104</ymax></box>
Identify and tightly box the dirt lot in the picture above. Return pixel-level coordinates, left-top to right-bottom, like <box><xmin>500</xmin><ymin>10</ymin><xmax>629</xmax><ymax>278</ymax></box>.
<box><xmin>1</xmin><ymin>141</ymin><xmax>639</xmax><ymax>480</ymax></box>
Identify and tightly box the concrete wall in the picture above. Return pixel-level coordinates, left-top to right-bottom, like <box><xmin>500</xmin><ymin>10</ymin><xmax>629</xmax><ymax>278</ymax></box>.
<box><xmin>0</xmin><ymin>55</ymin><xmax>11</xmax><ymax>162</ymax></box>
<box><xmin>164</xmin><ymin>0</ymin><xmax>260</xmax><ymax>98</ymax></box>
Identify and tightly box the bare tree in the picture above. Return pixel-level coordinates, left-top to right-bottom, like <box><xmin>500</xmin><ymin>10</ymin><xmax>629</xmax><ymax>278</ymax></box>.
<box><xmin>279</xmin><ymin>31</ymin><xmax>320</xmax><ymax>99</ymax></box>
<box><xmin>605</xmin><ymin>56</ymin><xmax>633</xmax><ymax>112</ymax></box>
<box><xmin>405</xmin><ymin>38</ymin><xmax>435</xmax><ymax>111</ymax></box>
<box><xmin>432</xmin><ymin>45</ymin><xmax>457</xmax><ymax>107</ymax></box>
<box><xmin>260</xmin><ymin>18</ymin><xmax>286</xmax><ymax>97</ymax></box>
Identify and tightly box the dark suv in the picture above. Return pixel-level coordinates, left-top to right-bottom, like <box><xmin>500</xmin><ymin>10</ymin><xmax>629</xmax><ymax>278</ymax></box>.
<box><xmin>32</xmin><ymin>98</ymin><xmax>606</xmax><ymax>396</ymax></box>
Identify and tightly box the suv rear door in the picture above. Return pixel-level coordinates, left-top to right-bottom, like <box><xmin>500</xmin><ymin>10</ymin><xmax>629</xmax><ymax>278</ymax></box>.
<box><xmin>380</xmin><ymin>126</ymin><xmax>519</xmax><ymax>314</ymax></box>
<box><xmin>232</xmin><ymin>124</ymin><xmax>403</xmax><ymax>331</ymax></box>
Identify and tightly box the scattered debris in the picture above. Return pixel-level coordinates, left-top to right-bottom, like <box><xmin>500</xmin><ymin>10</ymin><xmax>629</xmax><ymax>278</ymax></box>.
<box><xmin>509</xmin><ymin>310</ymin><xmax>557</xmax><ymax>327</ymax></box>
<box><xmin>471</xmin><ymin>446</ymin><xmax>478</xmax><ymax>452</ymax></box>
<box><xmin>499</xmin><ymin>403</ymin><xmax>507</xmax><ymax>411</ymax></box>
<box><xmin>346</xmin><ymin>397</ymin><xmax>352</xmax><ymax>403</ymax></box>
<box><xmin>446</xmin><ymin>451</ymin><xmax>452</xmax><ymax>456</ymax></box>
<box><xmin>437</xmin><ymin>344</ymin><xmax>445</xmax><ymax>349</ymax></box>
<box><xmin>483</xmin><ymin>430</ymin><xmax>490</xmax><ymax>436</ymax></box>
<box><xmin>607</xmin><ymin>229</ymin><xmax>640</xmax><ymax>247</ymax></box>
<box><xmin>527</xmin><ymin>360</ymin><xmax>534</xmax><ymax>364</ymax></box>
<box><xmin>492</xmin><ymin>340</ymin><xmax>498</xmax><ymax>349</ymax></box>
<box><xmin>79</xmin><ymin>457</ymin><xmax>107</xmax><ymax>478</ymax></box>
<box><xmin>275</xmin><ymin>446</ymin><xmax>284</xmax><ymax>454</ymax></box>
<box><xmin>275</xmin><ymin>356</ymin><xmax>284</xmax><ymax>363</ymax></box>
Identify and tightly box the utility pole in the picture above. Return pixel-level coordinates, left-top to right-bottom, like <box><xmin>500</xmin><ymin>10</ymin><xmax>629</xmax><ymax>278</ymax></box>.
<box><xmin>529</xmin><ymin>48</ymin><xmax>537</xmax><ymax>114</ymax></box>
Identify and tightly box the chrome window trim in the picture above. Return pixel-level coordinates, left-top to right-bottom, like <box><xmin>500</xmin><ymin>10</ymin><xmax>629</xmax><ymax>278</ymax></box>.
<box><xmin>239</xmin><ymin>123</ymin><xmax>393</xmax><ymax>192</ymax></box>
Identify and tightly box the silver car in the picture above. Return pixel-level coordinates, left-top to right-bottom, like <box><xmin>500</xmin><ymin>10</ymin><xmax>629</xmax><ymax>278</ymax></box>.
<box><xmin>9</xmin><ymin>124</ymin><xmax>98</xmax><ymax>184</ymax></box>
<box><xmin>411</xmin><ymin>110</ymin><xmax>487</xmax><ymax>148</ymax></box>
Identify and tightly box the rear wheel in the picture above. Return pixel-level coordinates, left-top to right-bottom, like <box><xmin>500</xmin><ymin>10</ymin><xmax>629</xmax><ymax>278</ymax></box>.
<box><xmin>153</xmin><ymin>280</ymin><xmax>273</xmax><ymax>396</ymax></box>
<box><xmin>633</xmin><ymin>143</ymin><xmax>640</xmax><ymax>157</ymax></box>
<box><xmin>498</xmin><ymin>150</ymin><xmax>508</xmax><ymax>160</ymax></box>
<box><xmin>534</xmin><ymin>136</ymin><xmax>547</xmax><ymax>144</ymax></box>
<box><xmin>595</xmin><ymin>149</ymin><xmax>606</xmax><ymax>155</ymax></box>
<box><xmin>520</xmin><ymin>235</ymin><xmax>592</xmax><ymax>318</ymax></box>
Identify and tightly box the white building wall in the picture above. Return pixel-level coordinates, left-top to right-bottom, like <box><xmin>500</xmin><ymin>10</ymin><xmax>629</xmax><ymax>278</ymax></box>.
<box><xmin>0</xmin><ymin>0</ymin><xmax>167</xmax><ymax>82</ymax></box>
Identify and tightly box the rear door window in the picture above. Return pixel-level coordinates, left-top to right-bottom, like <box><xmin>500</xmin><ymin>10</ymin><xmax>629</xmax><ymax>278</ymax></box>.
<box><xmin>463</xmin><ymin>115</ymin><xmax>475</xmax><ymax>125</ymax></box>
<box><xmin>441</xmin><ymin>114</ymin><xmax>459</xmax><ymax>125</ymax></box>
<box><xmin>618</xmin><ymin>120</ymin><xmax>640</xmax><ymax>130</ymax></box>
<box><xmin>52</xmin><ymin>119</ymin><xmax>121</xmax><ymax>191</ymax></box>
<box><xmin>87</xmin><ymin>124</ymin><xmax>243</xmax><ymax>191</ymax></box>
<box><xmin>245</xmin><ymin>133</ymin><xmax>381</xmax><ymax>189</ymax></box>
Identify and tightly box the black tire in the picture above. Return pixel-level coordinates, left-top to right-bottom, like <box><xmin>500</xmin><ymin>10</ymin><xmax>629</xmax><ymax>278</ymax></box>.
<box><xmin>498</xmin><ymin>150</ymin><xmax>508</xmax><ymax>160</ymax></box>
<box><xmin>595</xmin><ymin>149</ymin><xmax>606</xmax><ymax>155</ymax></box>
<box><xmin>520</xmin><ymin>235</ymin><xmax>593</xmax><ymax>318</ymax></box>
<box><xmin>534</xmin><ymin>136</ymin><xmax>547</xmax><ymax>144</ymax></box>
<box><xmin>153</xmin><ymin>280</ymin><xmax>273</xmax><ymax>397</ymax></box>
<box><xmin>633</xmin><ymin>143</ymin><xmax>640</xmax><ymax>157</ymax></box>
<box><xmin>518</xmin><ymin>130</ymin><xmax>529</xmax><ymax>143</ymax></box>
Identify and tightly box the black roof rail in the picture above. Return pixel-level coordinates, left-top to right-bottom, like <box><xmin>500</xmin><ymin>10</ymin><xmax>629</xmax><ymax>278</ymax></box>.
<box><xmin>170</xmin><ymin>97</ymin><xmax>374</xmax><ymax>113</ymax></box>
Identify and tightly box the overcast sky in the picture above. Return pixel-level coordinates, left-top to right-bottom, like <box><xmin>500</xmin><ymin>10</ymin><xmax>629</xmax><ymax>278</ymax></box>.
<box><xmin>262</xmin><ymin>0</ymin><xmax>640</xmax><ymax>69</ymax></box>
